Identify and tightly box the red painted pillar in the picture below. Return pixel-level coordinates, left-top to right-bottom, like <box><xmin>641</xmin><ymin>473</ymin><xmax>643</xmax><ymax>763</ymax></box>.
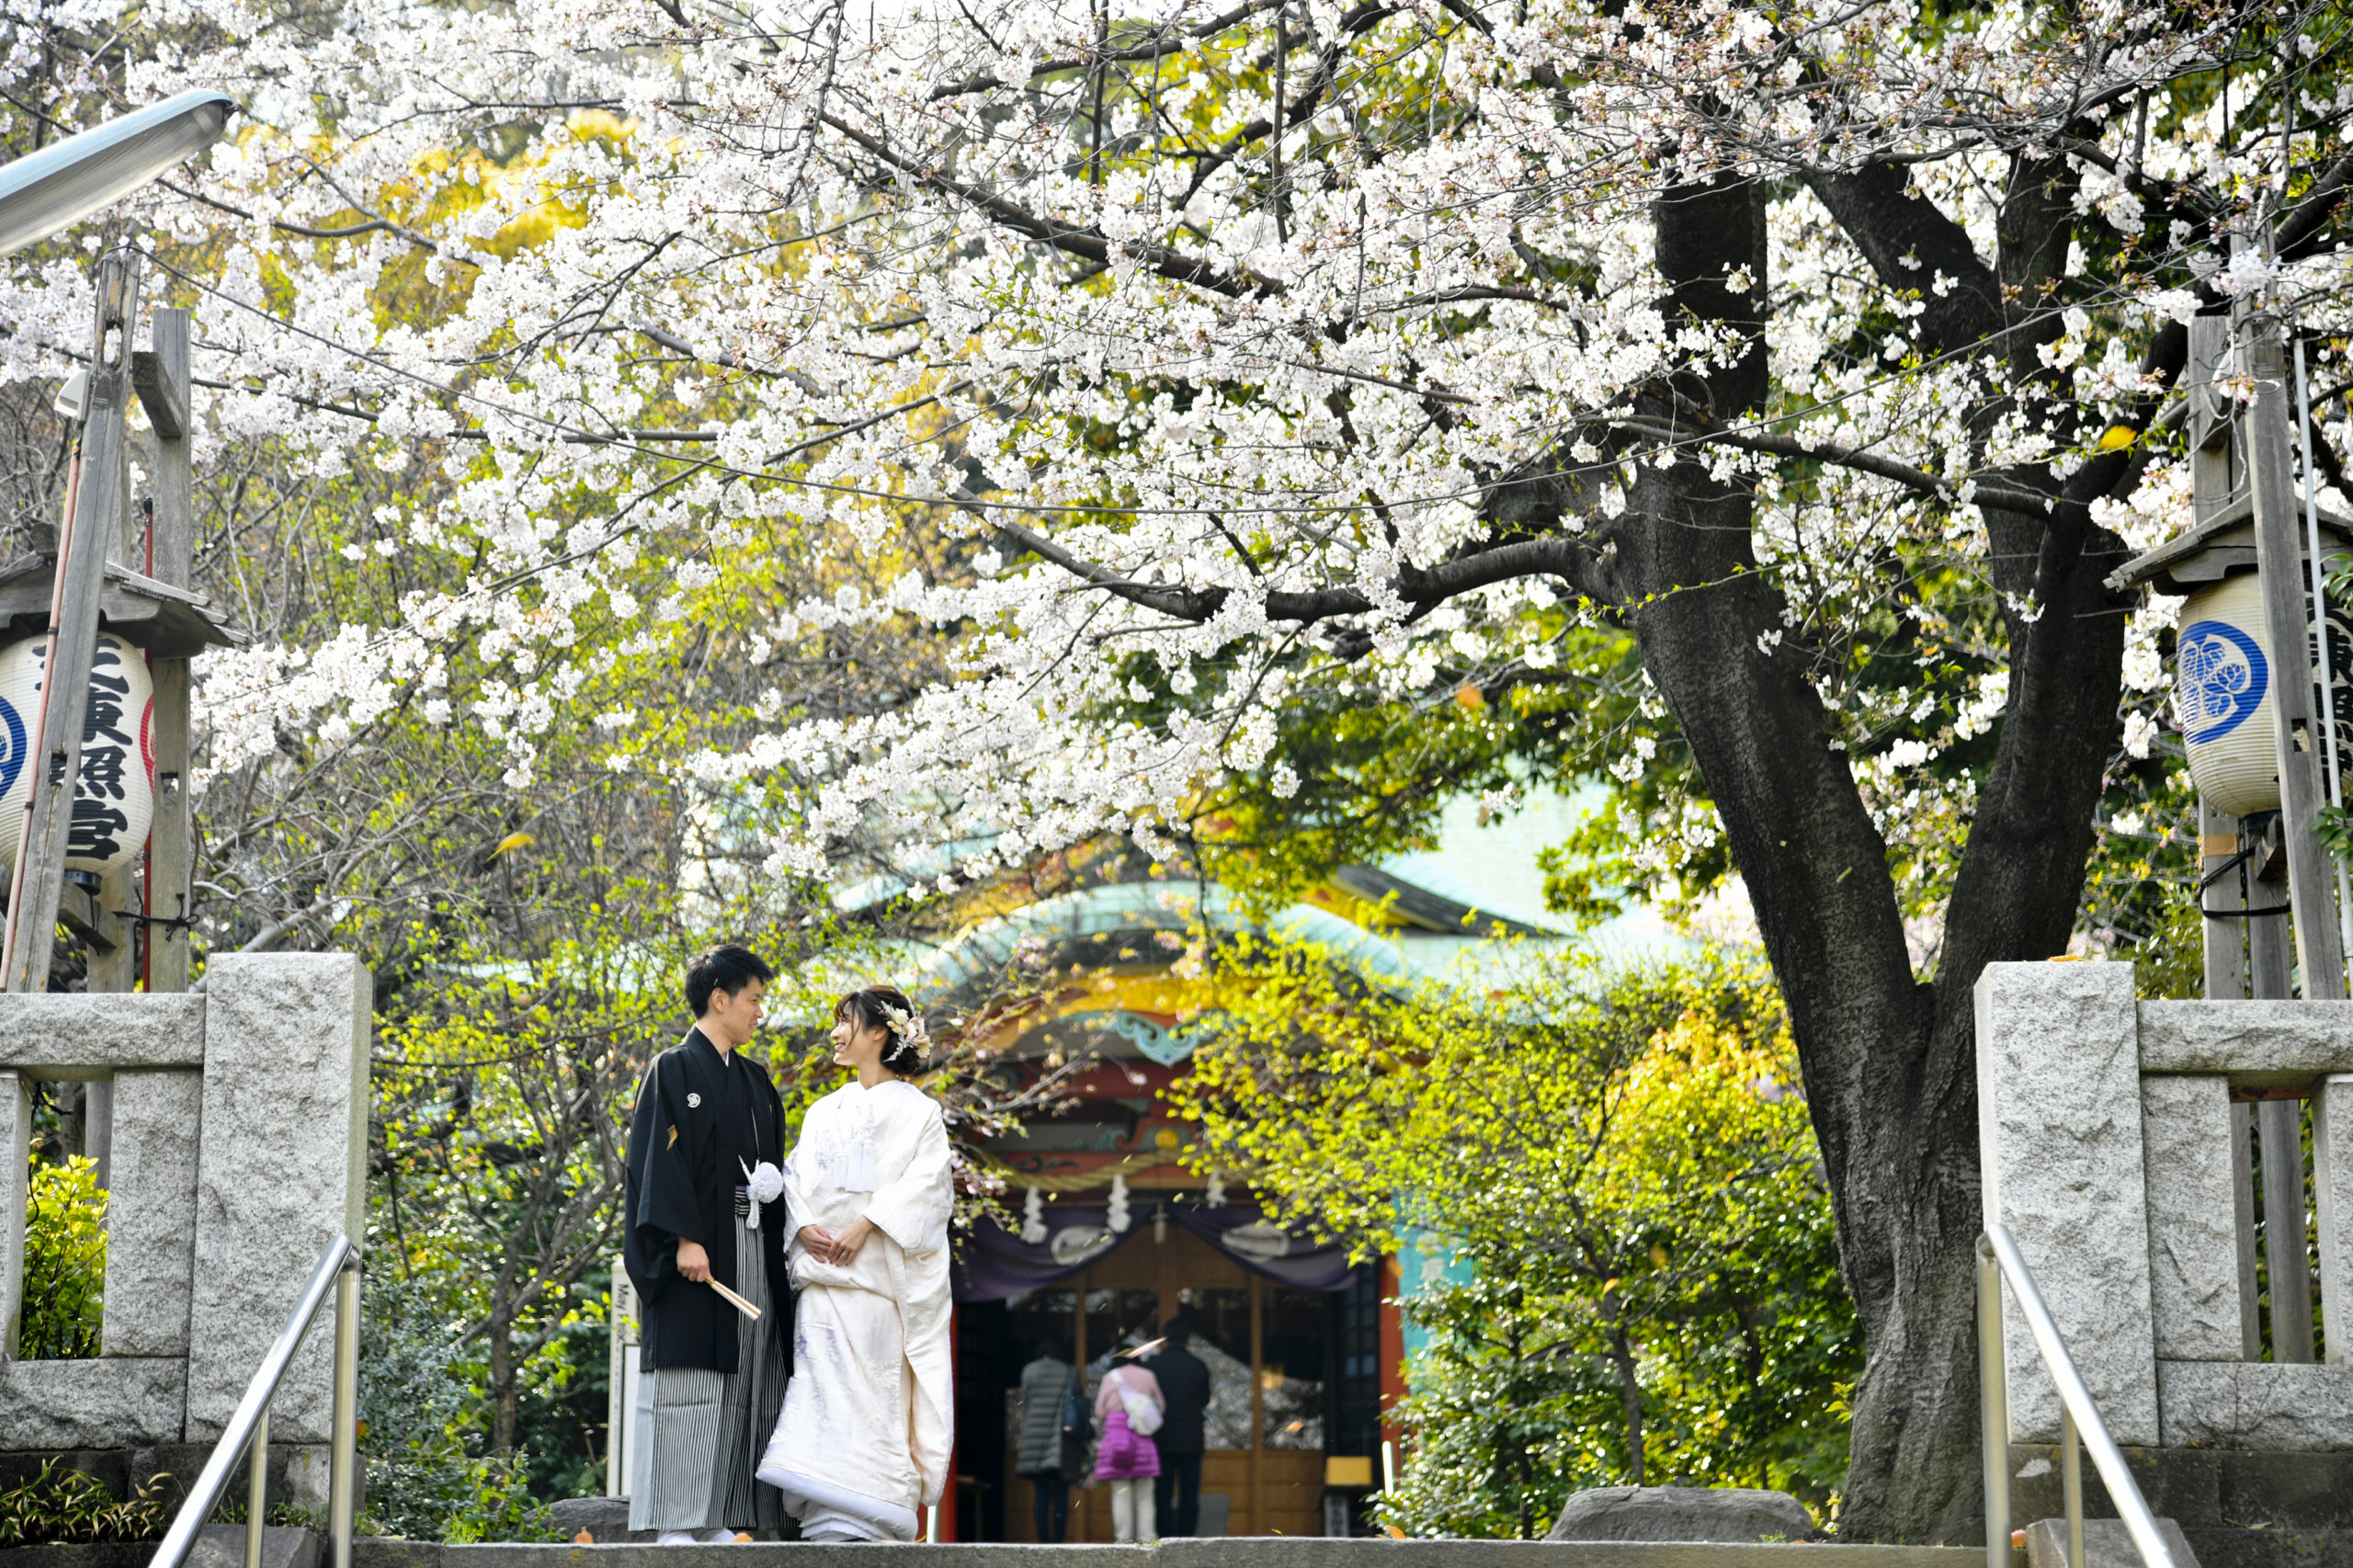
<box><xmin>939</xmin><ymin>1303</ymin><xmax>961</xmax><ymax>1541</ymax></box>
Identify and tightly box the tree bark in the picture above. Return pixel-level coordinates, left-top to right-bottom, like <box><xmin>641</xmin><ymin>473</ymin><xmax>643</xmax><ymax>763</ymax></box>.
<box><xmin>490</xmin><ymin>1303</ymin><xmax>517</xmax><ymax>1454</ymax></box>
<box><xmin>1606</xmin><ymin>1320</ymin><xmax>1645</xmax><ymax>1487</ymax></box>
<box><xmin>1613</xmin><ymin>165</ymin><xmax>2131</xmax><ymax>1540</ymax></box>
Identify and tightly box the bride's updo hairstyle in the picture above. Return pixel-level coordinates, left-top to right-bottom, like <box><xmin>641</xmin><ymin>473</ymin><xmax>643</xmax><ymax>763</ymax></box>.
<box><xmin>836</xmin><ymin>984</ymin><xmax>930</xmax><ymax>1076</ymax></box>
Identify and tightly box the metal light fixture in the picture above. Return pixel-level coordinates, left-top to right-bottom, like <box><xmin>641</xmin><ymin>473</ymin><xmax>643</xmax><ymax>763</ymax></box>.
<box><xmin>0</xmin><ymin>89</ymin><xmax>237</xmax><ymax>256</ymax></box>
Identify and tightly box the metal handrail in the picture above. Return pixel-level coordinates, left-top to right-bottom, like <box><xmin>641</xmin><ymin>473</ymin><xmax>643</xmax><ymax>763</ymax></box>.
<box><xmin>1980</xmin><ymin>1225</ymin><xmax>2176</xmax><ymax>1568</ymax></box>
<box><xmin>149</xmin><ymin>1235</ymin><xmax>360</xmax><ymax>1568</ymax></box>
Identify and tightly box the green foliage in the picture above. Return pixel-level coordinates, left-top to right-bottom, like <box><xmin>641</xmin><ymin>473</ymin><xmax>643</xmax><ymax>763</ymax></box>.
<box><xmin>20</xmin><ymin>1157</ymin><xmax>106</xmax><ymax>1360</ymax></box>
<box><xmin>357</xmin><ymin>1272</ymin><xmax>558</xmax><ymax>1542</ymax></box>
<box><xmin>1169</xmin><ymin>945</ymin><xmax>1859</xmax><ymax>1536</ymax></box>
<box><xmin>0</xmin><ymin>1460</ymin><xmax>171</xmax><ymax>1547</ymax></box>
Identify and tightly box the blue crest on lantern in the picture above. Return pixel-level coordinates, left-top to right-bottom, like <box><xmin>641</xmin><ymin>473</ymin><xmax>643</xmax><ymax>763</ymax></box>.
<box><xmin>2178</xmin><ymin>619</ymin><xmax>2268</xmax><ymax>744</ymax></box>
<box><xmin>0</xmin><ymin>697</ymin><xmax>23</xmax><ymax>801</ymax></box>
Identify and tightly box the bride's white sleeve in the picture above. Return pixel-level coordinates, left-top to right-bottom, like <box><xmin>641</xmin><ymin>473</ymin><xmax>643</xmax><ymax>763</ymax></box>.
<box><xmin>781</xmin><ymin>1099</ymin><xmax>826</xmax><ymax>1245</ymax></box>
<box><xmin>863</xmin><ymin>1099</ymin><xmax>953</xmax><ymax>1253</ymax></box>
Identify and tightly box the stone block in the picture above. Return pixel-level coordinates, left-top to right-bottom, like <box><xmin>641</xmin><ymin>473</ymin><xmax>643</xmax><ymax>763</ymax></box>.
<box><xmin>2156</xmin><ymin>1360</ymin><xmax>2353</xmax><ymax>1450</ymax></box>
<box><xmin>2007</xmin><ymin>1445</ymin><xmax>2220</xmax><ymax>1529</ymax></box>
<box><xmin>101</xmin><ymin>1067</ymin><xmax>202</xmax><ymax>1358</ymax></box>
<box><xmin>1545</xmin><ymin>1487</ymin><xmax>1814</xmax><ymax>1542</ymax></box>
<box><xmin>0</xmin><ymin>1546</ymin><xmax>153</xmax><ymax>1568</ymax></box>
<box><xmin>2141</xmin><ymin>1076</ymin><xmax>2245</xmax><ymax>1360</ymax></box>
<box><xmin>0</xmin><ymin>993</ymin><xmax>206</xmax><ymax>1076</ymax></box>
<box><xmin>186</xmin><ymin>953</ymin><xmax>369</xmax><ymax>1443</ymax></box>
<box><xmin>2212</xmin><ymin>1449</ymin><xmax>2353</xmax><ymax>1528</ymax></box>
<box><xmin>2316</xmin><ymin>1077</ymin><xmax>2353</xmax><ymax>1365</ymax></box>
<box><xmin>188</xmin><ymin>1527</ymin><xmax>320</xmax><ymax>1568</ymax></box>
<box><xmin>2175</xmin><ymin>1525</ymin><xmax>2353</xmax><ymax>1568</ymax></box>
<box><xmin>2023</xmin><ymin>1517</ymin><xmax>2200</xmax><ymax>1568</ymax></box>
<box><xmin>1977</xmin><ymin>962</ymin><xmax>2159</xmax><ymax>1445</ymax></box>
<box><xmin>550</xmin><ymin>1497</ymin><xmax>659</xmax><ymax>1544</ymax></box>
<box><xmin>0</xmin><ymin>1072</ymin><xmax>24</xmax><ymax>1358</ymax></box>
<box><xmin>0</xmin><ymin>1359</ymin><xmax>187</xmax><ymax>1448</ymax></box>
<box><xmin>2138</xmin><ymin>1004</ymin><xmax>2353</xmax><ymax>1085</ymax></box>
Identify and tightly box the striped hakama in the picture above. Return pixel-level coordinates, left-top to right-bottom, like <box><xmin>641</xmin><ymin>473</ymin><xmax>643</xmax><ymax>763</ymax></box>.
<box><xmin>627</xmin><ymin>1220</ymin><xmax>790</xmax><ymax>1534</ymax></box>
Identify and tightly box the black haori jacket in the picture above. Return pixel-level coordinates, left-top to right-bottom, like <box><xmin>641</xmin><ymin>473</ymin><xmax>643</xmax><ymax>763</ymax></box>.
<box><xmin>623</xmin><ymin>1028</ymin><xmax>794</xmax><ymax>1374</ymax></box>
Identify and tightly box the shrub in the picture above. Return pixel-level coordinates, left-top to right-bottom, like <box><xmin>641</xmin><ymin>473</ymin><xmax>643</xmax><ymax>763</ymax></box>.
<box><xmin>21</xmin><ymin>1157</ymin><xmax>106</xmax><ymax>1359</ymax></box>
<box><xmin>0</xmin><ymin>1460</ymin><xmax>170</xmax><ymax>1547</ymax></box>
<box><xmin>358</xmin><ymin>1273</ymin><xmax>557</xmax><ymax>1542</ymax></box>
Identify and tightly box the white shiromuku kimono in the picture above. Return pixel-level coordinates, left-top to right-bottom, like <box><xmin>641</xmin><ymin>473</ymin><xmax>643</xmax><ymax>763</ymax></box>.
<box><xmin>757</xmin><ymin>1076</ymin><xmax>955</xmax><ymax>1542</ymax></box>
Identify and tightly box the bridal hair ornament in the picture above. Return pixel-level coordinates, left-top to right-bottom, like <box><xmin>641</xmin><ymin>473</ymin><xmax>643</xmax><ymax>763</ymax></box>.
<box><xmin>879</xmin><ymin>1003</ymin><xmax>930</xmax><ymax>1059</ymax></box>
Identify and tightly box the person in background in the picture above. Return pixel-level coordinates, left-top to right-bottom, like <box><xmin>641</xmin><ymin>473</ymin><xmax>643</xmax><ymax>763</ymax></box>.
<box><xmin>1014</xmin><ymin>1341</ymin><xmax>1082</xmax><ymax>1541</ymax></box>
<box><xmin>1148</xmin><ymin>1319</ymin><xmax>1211</xmax><ymax>1536</ymax></box>
<box><xmin>1093</xmin><ymin>1355</ymin><xmax>1165</xmax><ymax>1542</ymax></box>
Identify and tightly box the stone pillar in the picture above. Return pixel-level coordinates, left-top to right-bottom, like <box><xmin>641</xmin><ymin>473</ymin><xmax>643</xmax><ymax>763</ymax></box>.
<box><xmin>185</xmin><ymin>953</ymin><xmax>369</xmax><ymax>1442</ymax></box>
<box><xmin>1975</xmin><ymin>961</ymin><xmax>2159</xmax><ymax>1444</ymax></box>
<box><xmin>2315</xmin><ymin>1074</ymin><xmax>2353</xmax><ymax>1363</ymax></box>
<box><xmin>0</xmin><ymin>1072</ymin><xmax>24</xmax><ymax>1358</ymax></box>
<box><xmin>2142</xmin><ymin>1074</ymin><xmax>2247</xmax><ymax>1360</ymax></box>
<box><xmin>100</xmin><ymin>1067</ymin><xmax>203</xmax><ymax>1357</ymax></box>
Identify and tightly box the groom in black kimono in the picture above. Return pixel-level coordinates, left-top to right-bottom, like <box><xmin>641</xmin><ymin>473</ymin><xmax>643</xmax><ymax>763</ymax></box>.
<box><xmin>623</xmin><ymin>944</ymin><xmax>796</xmax><ymax>1543</ymax></box>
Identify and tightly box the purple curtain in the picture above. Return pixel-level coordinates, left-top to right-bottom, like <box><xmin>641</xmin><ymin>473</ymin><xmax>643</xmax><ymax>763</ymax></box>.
<box><xmin>952</xmin><ymin>1199</ymin><xmax>1358</xmax><ymax>1301</ymax></box>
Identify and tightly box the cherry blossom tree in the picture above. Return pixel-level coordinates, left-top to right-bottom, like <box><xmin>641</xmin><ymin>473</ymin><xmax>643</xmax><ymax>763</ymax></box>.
<box><xmin>2</xmin><ymin>0</ymin><xmax>2347</xmax><ymax>1533</ymax></box>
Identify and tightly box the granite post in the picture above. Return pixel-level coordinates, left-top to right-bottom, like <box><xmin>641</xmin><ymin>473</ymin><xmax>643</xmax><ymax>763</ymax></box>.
<box><xmin>2140</xmin><ymin>1074</ymin><xmax>2246</xmax><ymax>1361</ymax></box>
<box><xmin>101</xmin><ymin>1067</ymin><xmax>204</xmax><ymax>1357</ymax></box>
<box><xmin>1974</xmin><ymin>961</ymin><xmax>2159</xmax><ymax>1444</ymax></box>
<box><xmin>184</xmin><ymin>953</ymin><xmax>369</xmax><ymax>1442</ymax></box>
<box><xmin>2315</xmin><ymin>1074</ymin><xmax>2353</xmax><ymax>1363</ymax></box>
<box><xmin>0</xmin><ymin>1071</ymin><xmax>23</xmax><ymax>1358</ymax></box>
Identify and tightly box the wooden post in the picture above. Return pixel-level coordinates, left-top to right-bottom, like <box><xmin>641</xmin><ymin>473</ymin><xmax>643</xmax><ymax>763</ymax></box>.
<box><xmin>136</xmin><ymin>307</ymin><xmax>194</xmax><ymax>994</ymax></box>
<box><xmin>1249</xmin><ymin>1279</ymin><xmax>1264</xmax><ymax>1536</ymax></box>
<box><xmin>2187</xmin><ymin>315</ymin><xmax>2268</xmax><ymax>1358</ymax></box>
<box><xmin>2190</xmin><ymin>319</ymin><xmax>2250</xmax><ymax>1005</ymax></box>
<box><xmin>1</xmin><ymin>249</ymin><xmax>142</xmax><ymax>994</ymax></box>
<box><xmin>2243</xmin><ymin>308</ymin><xmax>2347</xmax><ymax>998</ymax></box>
<box><xmin>2259</xmin><ymin>1097</ymin><xmax>2318</xmax><ymax>1361</ymax></box>
<box><xmin>81</xmin><ymin>861</ymin><xmax>134</xmax><ymax>1188</ymax></box>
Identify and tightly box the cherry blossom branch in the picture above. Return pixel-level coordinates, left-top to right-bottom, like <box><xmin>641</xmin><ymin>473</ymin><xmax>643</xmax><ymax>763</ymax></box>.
<box><xmin>1613</xmin><ymin>416</ymin><xmax>2062</xmax><ymax>517</ymax></box>
<box><xmin>158</xmin><ymin>177</ymin><xmax>451</xmax><ymax>256</ymax></box>
<box><xmin>987</xmin><ymin>515</ymin><xmax>1608</xmax><ymax>628</ymax></box>
<box><xmin>926</xmin><ymin>0</ymin><xmax>1290</xmax><ymax>100</ymax></box>
<box><xmin>818</xmin><ymin>114</ymin><xmax>1281</xmax><ymax>298</ymax></box>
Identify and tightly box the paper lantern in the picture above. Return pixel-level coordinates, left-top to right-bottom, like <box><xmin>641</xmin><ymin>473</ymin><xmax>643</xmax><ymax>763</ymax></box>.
<box><xmin>0</xmin><ymin>632</ymin><xmax>155</xmax><ymax>872</ymax></box>
<box><xmin>2177</xmin><ymin>569</ymin><xmax>2353</xmax><ymax>819</ymax></box>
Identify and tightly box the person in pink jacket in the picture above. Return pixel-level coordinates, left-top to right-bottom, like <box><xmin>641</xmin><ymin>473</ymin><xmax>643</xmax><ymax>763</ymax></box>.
<box><xmin>1091</xmin><ymin>1359</ymin><xmax>1165</xmax><ymax>1541</ymax></box>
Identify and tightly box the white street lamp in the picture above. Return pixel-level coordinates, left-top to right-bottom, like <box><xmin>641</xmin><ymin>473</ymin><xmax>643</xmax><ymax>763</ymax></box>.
<box><xmin>0</xmin><ymin>89</ymin><xmax>237</xmax><ymax>256</ymax></box>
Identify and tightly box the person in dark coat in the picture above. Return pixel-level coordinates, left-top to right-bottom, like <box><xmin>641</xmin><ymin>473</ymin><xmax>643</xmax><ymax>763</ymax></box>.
<box><xmin>1013</xmin><ymin>1341</ymin><xmax>1084</xmax><ymax>1541</ymax></box>
<box><xmin>622</xmin><ymin>944</ymin><xmax>795</xmax><ymax>1543</ymax></box>
<box><xmin>1149</xmin><ymin>1318</ymin><xmax>1212</xmax><ymax>1536</ymax></box>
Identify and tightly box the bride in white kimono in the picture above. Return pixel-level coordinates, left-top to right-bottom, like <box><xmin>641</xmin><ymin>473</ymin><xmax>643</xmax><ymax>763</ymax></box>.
<box><xmin>757</xmin><ymin>985</ymin><xmax>955</xmax><ymax>1542</ymax></box>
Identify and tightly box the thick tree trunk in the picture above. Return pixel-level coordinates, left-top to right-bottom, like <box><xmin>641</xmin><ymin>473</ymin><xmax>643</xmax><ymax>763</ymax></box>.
<box><xmin>1616</xmin><ymin>168</ymin><xmax>2130</xmax><ymax>1540</ymax></box>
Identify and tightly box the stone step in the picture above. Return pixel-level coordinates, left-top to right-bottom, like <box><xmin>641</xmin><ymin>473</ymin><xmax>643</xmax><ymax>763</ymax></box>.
<box><xmin>352</xmin><ymin>1541</ymin><xmax>1988</xmax><ymax>1568</ymax></box>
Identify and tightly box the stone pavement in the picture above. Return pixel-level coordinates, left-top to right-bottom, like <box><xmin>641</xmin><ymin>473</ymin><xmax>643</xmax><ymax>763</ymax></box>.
<box><xmin>349</xmin><ymin>1541</ymin><xmax>1986</xmax><ymax>1568</ymax></box>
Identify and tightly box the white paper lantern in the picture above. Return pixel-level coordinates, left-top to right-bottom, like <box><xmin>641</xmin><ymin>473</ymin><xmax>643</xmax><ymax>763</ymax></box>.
<box><xmin>2177</xmin><ymin>569</ymin><xmax>2353</xmax><ymax>820</ymax></box>
<box><xmin>0</xmin><ymin>632</ymin><xmax>155</xmax><ymax>872</ymax></box>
